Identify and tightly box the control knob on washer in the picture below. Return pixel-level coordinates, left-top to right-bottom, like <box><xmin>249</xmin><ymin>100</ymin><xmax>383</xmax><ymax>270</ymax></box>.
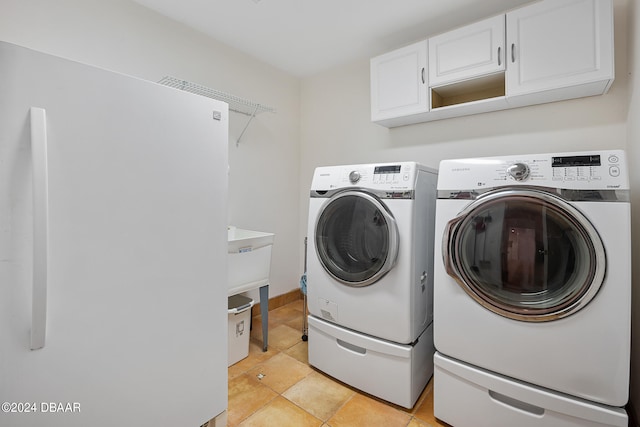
<box><xmin>349</xmin><ymin>170</ymin><xmax>361</xmax><ymax>184</ymax></box>
<box><xmin>507</xmin><ymin>163</ymin><xmax>530</xmax><ymax>181</ymax></box>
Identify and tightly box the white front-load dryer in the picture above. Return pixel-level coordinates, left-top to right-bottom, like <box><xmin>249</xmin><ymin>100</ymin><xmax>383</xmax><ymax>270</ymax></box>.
<box><xmin>306</xmin><ymin>162</ymin><xmax>437</xmax><ymax>408</ymax></box>
<box><xmin>433</xmin><ymin>150</ymin><xmax>630</xmax><ymax>427</ymax></box>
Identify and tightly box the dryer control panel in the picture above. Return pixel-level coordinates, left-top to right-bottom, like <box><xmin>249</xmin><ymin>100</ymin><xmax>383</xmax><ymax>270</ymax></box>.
<box><xmin>550</xmin><ymin>153</ymin><xmax>622</xmax><ymax>182</ymax></box>
<box><xmin>437</xmin><ymin>150</ymin><xmax>629</xmax><ymax>191</ymax></box>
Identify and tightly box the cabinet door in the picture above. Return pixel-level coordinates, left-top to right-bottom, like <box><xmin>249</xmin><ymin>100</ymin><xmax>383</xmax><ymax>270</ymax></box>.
<box><xmin>506</xmin><ymin>0</ymin><xmax>613</xmax><ymax>96</ymax></box>
<box><xmin>429</xmin><ymin>15</ymin><xmax>505</xmax><ymax>87</ymax></box>
<box><xmin>371</xmin><ymin>40</ymin><xmax>428</xmax><ymax>122</ymax></box>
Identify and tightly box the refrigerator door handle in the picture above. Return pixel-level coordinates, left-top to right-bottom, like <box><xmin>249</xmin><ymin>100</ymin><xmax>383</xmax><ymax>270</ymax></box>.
<box><xmin>30</xmin><ymin>107</ymin><xmax>49</xmax><ymax>350</ymax></box>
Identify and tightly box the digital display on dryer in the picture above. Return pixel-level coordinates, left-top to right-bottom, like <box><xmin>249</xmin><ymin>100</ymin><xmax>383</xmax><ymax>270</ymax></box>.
<box><xmin>552</xmin><ymin>155</ymin><xmax>601</xmax><ymax>167</ymax></box>
<box><xmin>374</xmin><ymin>165</ymin><xmax>401</xmax><ymax>174</ymax></box>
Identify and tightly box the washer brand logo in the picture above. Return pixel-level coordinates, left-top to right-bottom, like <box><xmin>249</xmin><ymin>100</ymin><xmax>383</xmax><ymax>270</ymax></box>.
<box><xmin>452</xmin><ymin>167</ymin><xmax>470</xmax><ymax>172</ymax></box>
<box><xmin>607</xmin><ymin>184</ymin><xmax>621</xmax><ymax>188</ymax></box>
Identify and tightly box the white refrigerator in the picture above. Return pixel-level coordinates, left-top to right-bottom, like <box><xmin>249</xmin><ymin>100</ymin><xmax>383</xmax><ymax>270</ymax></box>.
<box><xmin>0</xmin><ymin>41</ymin><xmax>229</xmax><ymax>426</ymax></box>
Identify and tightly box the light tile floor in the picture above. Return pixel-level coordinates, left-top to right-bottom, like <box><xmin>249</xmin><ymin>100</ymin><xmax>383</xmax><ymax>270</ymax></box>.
<box><xmin>227</xmin><ymin>298</ymin><xmax>450</xmax><ymax>427</ymax></box>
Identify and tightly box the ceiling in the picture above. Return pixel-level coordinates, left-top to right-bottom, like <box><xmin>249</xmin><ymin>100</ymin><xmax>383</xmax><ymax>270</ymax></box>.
<box><xmin>132</xmin><ymin>0</ymin><xmax>535</xmax><ymax>77</ymax></box>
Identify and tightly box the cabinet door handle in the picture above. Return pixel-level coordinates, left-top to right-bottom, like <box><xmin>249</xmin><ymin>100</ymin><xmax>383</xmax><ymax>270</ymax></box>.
<box><xmin>498</xmin><ymin>47</ymin><xmax>502</xmax><ymax>66</ymax></box>
<box><xmin>421</xmin><ymin>67</ymin><xmax>425</xmax><ymax>84</ymax></box>
<box><xmin>511</xmin><ymin>43</ymin><xmax>516</xmax><ymax>63</ymax></box>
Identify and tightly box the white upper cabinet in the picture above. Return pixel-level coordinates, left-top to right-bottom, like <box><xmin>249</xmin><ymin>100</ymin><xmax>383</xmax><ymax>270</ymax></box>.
<box><xmin>370</xmin><ymin>40</ymin><xmax>428</xmax><ymax>123</ymax></box>
<box><xmin>506</xmin><ymin>0</ymin><xmax>614</xmax><ymax>98</ymax></box>
<box><xmin>370</xmin><ymin>0</ymin><xmax>614</xmax><ymax>127</ymax></box>
<box><xmin>429</xmin><ymin>15</ymin><xmax>506</xmax><ymax>88</ymax></box>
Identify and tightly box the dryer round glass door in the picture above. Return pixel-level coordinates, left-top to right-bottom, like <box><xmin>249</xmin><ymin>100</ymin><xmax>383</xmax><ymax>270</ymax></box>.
<box><xmin>443</xmin><ymin>188</ymin><xmax>605</xmax><ymax>322</ymax></box>
<box><xmin>315</xmin><ymin>191</ymin><xmax>399</xmax><ymax>287</ymax></box>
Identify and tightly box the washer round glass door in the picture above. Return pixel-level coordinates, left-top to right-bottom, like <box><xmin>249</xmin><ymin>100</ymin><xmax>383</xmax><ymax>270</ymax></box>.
<box><xmin>315</xmin><ymin>191</ymin><xmax>399</xmax><ymax>287</ymax></box>
<box><xmin>443</xmin><ymin>188</ymin><xmax>606</xmax><ymax>322</ymax></box>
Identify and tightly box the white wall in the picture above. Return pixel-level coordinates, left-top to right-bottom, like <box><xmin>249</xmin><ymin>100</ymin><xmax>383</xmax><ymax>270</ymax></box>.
<box><xmin>626</xmin><ymin>0</ymin><xmax>640</xmax><ymax>423</ymax></box>
<box><xmin>0</xmin><ymin>0</ymin><xmax>302</xmax><ymax>300</ymax></box>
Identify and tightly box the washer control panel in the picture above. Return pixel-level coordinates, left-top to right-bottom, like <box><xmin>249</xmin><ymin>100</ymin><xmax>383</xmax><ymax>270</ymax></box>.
<box><xmin>344</xmin><ymin>164</ymin><xmax>413</xmax><ymax>189</ymax></box>
<box><xmin>311</xmin><ymin>162</ymin><xmax>436</xmax><ymax>191</ymax></box>
<box><xmin>438</xmin><ymin>150</ymin><xmax>628</xmax><ymax>191</ymax></box>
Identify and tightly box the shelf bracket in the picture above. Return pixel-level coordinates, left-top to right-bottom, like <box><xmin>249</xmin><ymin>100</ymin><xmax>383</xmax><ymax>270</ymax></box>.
<box><xmin>236</xmin><ymin>104</ymin><xmax>260</xmax><ymax>147</ymax></box>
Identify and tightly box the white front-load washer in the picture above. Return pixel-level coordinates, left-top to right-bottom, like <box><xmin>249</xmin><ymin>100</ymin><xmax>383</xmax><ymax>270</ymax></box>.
<box><xmin>307</xmin><ymin>162</ymin><xmax>437</xmax><ymax>344</ymax></box>
<box><xmin>306</xmin><ymin>162</ymin><xmax>437</xmax><ymax>408</ymax></box>
<box><xmin>433</xmin><ymin>150</ymin><xmax>630</xmax><ymax>427</ymax></box>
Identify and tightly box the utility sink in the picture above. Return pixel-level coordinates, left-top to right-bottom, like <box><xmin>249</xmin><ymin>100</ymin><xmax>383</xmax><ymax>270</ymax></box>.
<box><xmin>227</xmin><ymin>226</ymin><xmax>275</xmax><ymax>295</ymax></box>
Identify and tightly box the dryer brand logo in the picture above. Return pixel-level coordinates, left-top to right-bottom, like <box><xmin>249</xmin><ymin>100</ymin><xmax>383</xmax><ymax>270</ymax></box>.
<box><xmin>607</xmin><ymin>184</ymin><xmax>621</xmax><ymax>188</ymax></box>
<box><xmin>451</xmin><ymin>167</ymin><xmax>471</xmax><ymax>172</ymax></box>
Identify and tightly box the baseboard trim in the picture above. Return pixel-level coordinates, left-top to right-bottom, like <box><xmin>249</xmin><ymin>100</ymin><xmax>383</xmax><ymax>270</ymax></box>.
<box><xmin>251</xmin><ymin>288</ymin><xmax>303</xmax><ymax>316</ymax></box>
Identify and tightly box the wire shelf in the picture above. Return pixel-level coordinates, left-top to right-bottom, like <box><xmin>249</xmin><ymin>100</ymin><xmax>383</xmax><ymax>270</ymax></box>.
<box><xmin>158</xmin><ymin>76</ymin><xmax>276</xmax><ymax>116</ymax></box>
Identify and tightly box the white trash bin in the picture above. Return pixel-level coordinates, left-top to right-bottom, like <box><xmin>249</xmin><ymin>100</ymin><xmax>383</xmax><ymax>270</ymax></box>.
<box><xmin>228</xmin><ymin>294</ymin><xmax>254</xmax><ymax>366</ymax></box>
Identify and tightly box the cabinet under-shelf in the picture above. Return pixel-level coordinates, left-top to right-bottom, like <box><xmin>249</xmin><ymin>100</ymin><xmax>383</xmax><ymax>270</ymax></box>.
<box><xmin>431</xmin><ymin>72</ymin><xmax>505</xmax><ymax>109</ymax></box>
